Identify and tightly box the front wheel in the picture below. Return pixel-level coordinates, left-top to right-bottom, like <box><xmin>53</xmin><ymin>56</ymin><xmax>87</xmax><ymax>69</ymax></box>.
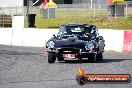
<box><xmin>88</xmin><ymin>54</ymin><xmax>96</xmax><ymax>63</ymax></box>
<box><xmin>48</xmin><ymin>52</ymin><xmax>56</xmax><ymax>63</ymax></box>
<box><xmin>96</xmin><ymin>52</ymin><xmax>103</xmax><ymax>61</ymax></box>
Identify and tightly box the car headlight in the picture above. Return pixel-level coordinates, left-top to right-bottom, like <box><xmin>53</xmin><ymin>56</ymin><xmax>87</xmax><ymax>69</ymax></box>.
<box><xmin>48</xmin><ymin>41</ymin><xmax>55</xmax><ymax>48</ymax></box>
<box><xmin>85</xmin><ymin>42</ymin><xmax>94</xmax><ymax>50</ymax></box>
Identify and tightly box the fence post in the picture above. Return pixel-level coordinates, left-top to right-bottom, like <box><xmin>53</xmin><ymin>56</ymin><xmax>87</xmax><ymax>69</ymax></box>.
<box><xmin>106</xmin><ymin>5</ymin><xmax>108</xmax><ymax>17</ymax></box>
<box><xmin>74</xmin><ymin>4</ymin><xmax>76</xmax><ymax>17</ymax></box>
<box><xmin>12</xmin><ymin>16</ymin><xmax>24</xmax><ymax>46</ymax></box>
<box><xmin>93</xmin><ymin>3</ymin><xmax>95</xmax><ymax>18</ymax></box>
<box><xmin>11</xmin><ymin>15</ymin><xmax>13</xmax><ymax>45</ymax></box>
<box><xmin>47</xmin><ymin>8</ymin><xmax>49</xmax><ymax>19</ymax></box>
<box><xmin>3</xmin><ymin>15</ymin><xmax>4</xmax><ymax>27</ymax></box>
<box><xmin>27</xmin><ymin>0</ymin><xmax>29</xmax><ymax>27</ymax></box>
<box><xmin>65</xmin><ymin>4</ymin><xmax>66</xmax><ymax>18</ymax></box>
<box><xmin>125</xmin><ymin>1</ymin><xmax>128</xmax><ymax>17</ymax></box>
<box><xmin>91</xmin><ymin>0</ymin><xmax>93</xmax><ymax>8</ymax></box>
<box><xmin>84</xmin><ymin>4</ymin><xmax>86</xmax><ymax>18</ymax></box>
<box><xmin>114</xmin><ymin>2</ymin><xmax>117</xmax><ymax>18</ymax></box>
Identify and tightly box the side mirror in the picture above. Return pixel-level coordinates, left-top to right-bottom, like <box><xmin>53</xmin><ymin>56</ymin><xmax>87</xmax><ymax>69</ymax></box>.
<box><xmin>52</xmin><ymin>34</ymin><xmax>56</xmax><ymax>39</ymax></box>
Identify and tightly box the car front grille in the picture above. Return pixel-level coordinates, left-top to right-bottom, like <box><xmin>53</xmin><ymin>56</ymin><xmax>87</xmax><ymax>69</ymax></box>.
<box><xmin>58</xmin><ymin>48</ymin><xmax>79</xmax><ymax>54</ymax></box>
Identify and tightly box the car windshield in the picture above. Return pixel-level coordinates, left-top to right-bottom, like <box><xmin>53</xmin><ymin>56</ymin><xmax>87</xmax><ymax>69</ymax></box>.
<box><xmin>65</xmin><ymin>26</ymin><xmax>85</xmax><ymax>35</ymax></box>
<box><xmin>58</xmin><ymin>25</ymin><xmax>98</xmax><ymax>39</ymax></box>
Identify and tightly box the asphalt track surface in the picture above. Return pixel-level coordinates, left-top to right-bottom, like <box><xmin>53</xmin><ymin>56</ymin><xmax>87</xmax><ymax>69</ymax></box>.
<box><xmin>0</xmin><ymin>45</ymin><xmax>132</xmax><ymax>88</ymax></box>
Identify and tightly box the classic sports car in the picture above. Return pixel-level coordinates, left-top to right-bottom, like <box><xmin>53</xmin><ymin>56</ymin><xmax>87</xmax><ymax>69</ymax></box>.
<box><xmin>46</xmin><ymin>24</ymin><xmax>105</xmax><ymax>63</ymax></box>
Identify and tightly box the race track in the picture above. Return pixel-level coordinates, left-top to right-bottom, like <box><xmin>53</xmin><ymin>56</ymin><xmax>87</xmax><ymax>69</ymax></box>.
<box><xmin>0</xmin><ymin>45</ymin><xmax>132</xmax><ymax>88</ymax></box>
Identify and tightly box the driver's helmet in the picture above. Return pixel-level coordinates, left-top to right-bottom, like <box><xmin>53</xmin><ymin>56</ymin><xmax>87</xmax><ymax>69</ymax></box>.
<box><xmin>84</xmin><ymin>27</ymin><xmax>92</xmax><ymax>37</ymax></box>
<box><xmin>84</xmin><ymin>25</ymin><xmax>98</xmax><ymax>38</ymax></box>
<box><xmin>90</xmin><ymin>25</ymin><xmax>98</xmax><ymax>38</ymax></box>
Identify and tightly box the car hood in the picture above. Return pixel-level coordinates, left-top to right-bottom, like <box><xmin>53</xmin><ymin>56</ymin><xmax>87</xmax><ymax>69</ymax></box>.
<box><xmin>54</xmin><ymin>37</ymin><xmax>86</xmax><ymax>49</ymax></box>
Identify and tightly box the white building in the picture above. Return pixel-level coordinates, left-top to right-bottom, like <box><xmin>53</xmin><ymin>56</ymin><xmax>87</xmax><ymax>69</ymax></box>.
<box><xmin>0</xmin><ymin>0</ymin><xmax>23</xmax><ymax>7</ymax></box>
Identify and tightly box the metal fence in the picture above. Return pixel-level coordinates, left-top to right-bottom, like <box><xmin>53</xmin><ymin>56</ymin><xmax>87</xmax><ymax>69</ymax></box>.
<box><xmin>26</xmin><ymin>1</ymin><xmax>132</xmax><ymax>18</ymax></box>
<box><xmin>0</xmin><ymin>2</ymin><xmax>132</xmax><ymax>19</ymax></box>
<box><xmin>0</xmin><ymin>6</ymin><xmax>23</xmax><ymax>15</ymax></box>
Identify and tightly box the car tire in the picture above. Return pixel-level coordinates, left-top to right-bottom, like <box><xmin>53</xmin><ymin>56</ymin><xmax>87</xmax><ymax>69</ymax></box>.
<box><xmin>88</xmin><ymin>54</ymin><xmax>96</xmax><ymax>63</ymax></box>
<box><xmin>96</xmin><ymin>52</ymin><xmax>103</xmax><ymax>61</ymax></box>
<box><xmin>48</xmin><ymin>52</ymin><xmax>56</xmax><ymax>63</ymax></box>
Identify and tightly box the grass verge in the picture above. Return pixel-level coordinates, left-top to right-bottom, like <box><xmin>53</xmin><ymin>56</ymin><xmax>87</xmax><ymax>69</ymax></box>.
<box><xmin>25</xmin><ymin>16</ymin><xmax>132</xmax><ymax>30</ymax></box>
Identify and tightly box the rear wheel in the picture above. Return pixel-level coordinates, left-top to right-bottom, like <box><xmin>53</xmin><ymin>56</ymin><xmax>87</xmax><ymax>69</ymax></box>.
<box><xmin>96</xmin><ymin>52</ymin><xmax>103</xmax><ymax>61</ymax></box>
<box><xmin>48</xmin><ymin>52</ymin><xmax>56</xmax><ymax>63</ymax></box>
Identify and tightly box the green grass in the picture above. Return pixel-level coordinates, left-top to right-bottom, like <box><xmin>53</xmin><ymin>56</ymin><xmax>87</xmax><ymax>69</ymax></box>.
<box><xmin>25</xmin><ymin>16</ymin><xmax>132</xmax><ymax>30</ymax></box>
<box><xmin>24</xmin><ymin>6</ymin><xmax>132</xmax><ymax>30</ymax></box>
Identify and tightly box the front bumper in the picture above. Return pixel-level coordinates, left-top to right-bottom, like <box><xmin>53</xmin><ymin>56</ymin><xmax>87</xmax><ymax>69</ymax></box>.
<box><xmin>48</xmin><ymin>48</ymin><xmax>97</xmax><ymax>58</ymax></box>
